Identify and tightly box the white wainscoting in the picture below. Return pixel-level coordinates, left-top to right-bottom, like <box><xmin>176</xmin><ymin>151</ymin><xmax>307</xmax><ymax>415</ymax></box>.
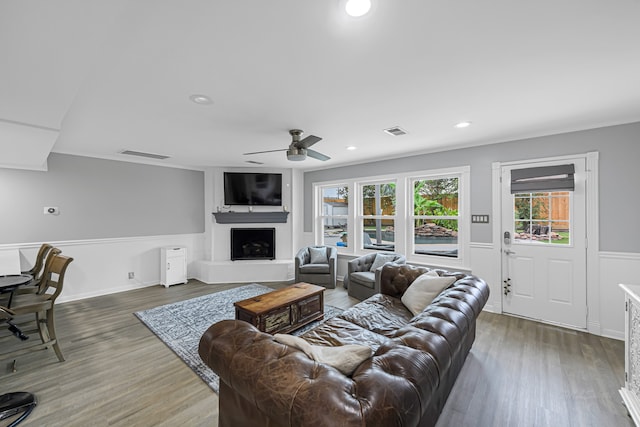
<box><xmin>293</xmin><ymin>235</ymin><xmax>639</xmax><ymax>340</ymax></box>
<box><xmin>598</xmin><ymin>251</ymin><xmax>640</xmax><ymax>340</ymax></box>
<box><xmin>1</xmin><ymin>233</ymin><xmax>205</xmax><ymax>303</ymax></box>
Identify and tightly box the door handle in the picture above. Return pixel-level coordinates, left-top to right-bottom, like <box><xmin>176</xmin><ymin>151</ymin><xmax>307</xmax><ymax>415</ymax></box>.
<box><xmin>504</xmin><ymin>249</ymin><xmax>516</xmax><ymax>255</ymax></box>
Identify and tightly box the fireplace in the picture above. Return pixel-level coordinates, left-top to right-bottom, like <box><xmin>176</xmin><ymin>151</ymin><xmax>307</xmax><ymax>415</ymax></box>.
<box><xmin>231</xmin><ymin>228</ymin><xmax>276</xmax><ymax>261</ymax></box>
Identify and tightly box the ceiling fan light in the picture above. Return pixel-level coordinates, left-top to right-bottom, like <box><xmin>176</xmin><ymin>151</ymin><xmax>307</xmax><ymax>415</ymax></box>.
<box><xmin>345</xmin><ymin>0</ymin><xmax>371</xmax><ymax>17</ymax></box>
<box><xmin>287</xmin><ymin>148</ymin><xmax>307</xmax><ymax>161</ymax></box>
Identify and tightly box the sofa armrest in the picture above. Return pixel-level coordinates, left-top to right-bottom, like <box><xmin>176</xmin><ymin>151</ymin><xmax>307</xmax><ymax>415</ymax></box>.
<box><xmin>327</xmin><ymin>246</ymin><xmax>337</xmax><ymax>280</ymax></box>
<box><xmin>199</xmin><ymin>319</ymin><xmax>436</xmax><ymax>427</ymax></box>
<box><xmin>379</xmin><ymin>264</ymin><xmax>430</xmax><ymax>297</ymax></box>
<box><xmin>373</xmin><ymin>261</ymin><xmax>403</xmax><ymax>294</ymax></box>
<box><xmin>295</xmin><ymin>247</ymin><xmax>308</xmax><ymax>268</ymax></box>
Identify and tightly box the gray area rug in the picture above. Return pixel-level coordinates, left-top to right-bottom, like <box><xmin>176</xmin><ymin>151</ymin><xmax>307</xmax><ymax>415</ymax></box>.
<box><xmin>134</xmin><ymin>283</ymin><xmax>342</xmax><ymax>393</ymax></box>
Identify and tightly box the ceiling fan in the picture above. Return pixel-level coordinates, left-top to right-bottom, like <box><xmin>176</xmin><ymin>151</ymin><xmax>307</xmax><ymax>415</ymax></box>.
<box><xmin>243</xmin><ymin>129</ymin><xmax>330</xmax><ymax>162</ymax></box>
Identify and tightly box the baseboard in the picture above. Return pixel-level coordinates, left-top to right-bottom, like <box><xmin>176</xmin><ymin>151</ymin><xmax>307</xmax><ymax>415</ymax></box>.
<box><xmin>601</xmin><ymin>328</ymin><xmax>625</xmax><ymax>341</ymax></box>
<box><xmin>58</xmin><ymin>279</ymin><xmax>159</xmax><ymax>304</ymax></box>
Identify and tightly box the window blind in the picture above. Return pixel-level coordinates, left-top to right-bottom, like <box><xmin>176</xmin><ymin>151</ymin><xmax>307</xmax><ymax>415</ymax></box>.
<box><xmin>510</xmin><ymin>164</ymin><xmax>575</xmax><ymax>194</ymax></box>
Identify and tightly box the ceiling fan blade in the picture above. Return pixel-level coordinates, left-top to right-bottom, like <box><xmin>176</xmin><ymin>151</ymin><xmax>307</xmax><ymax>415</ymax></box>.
<box><xmin>307</xmin><ymin>149</ymin><xmax>330</xmax><ymax>161</ymax></box>
<box><xmin>297</xmin><ymin>135</ymin><xmax>322</xmax><ymax>149</ymax></box>
<box><xmin>243</xmin><ymin>149</ymin><xmax>287</xmax><ymax>155</ymax></box>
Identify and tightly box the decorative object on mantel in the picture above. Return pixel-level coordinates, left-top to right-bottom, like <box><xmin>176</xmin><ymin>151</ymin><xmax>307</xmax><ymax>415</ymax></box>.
<box><xmin>212</xmin><ymin>211</ymin><xmax>289</xmax><ymax>224</ymax></box>
<box><xmin>134</xmin><ymin>284</ymin><xmax>342</xmax><ymax>393</ymax></box>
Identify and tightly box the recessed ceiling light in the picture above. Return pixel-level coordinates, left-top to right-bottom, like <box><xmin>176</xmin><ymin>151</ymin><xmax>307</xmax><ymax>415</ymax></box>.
<box><xmin>346</xmin><ymin>146</ymin><xmax>357</xmax><ymax>150</ymax></box>
<box><xmin>189</xmin><ymin>94</ymin><xmax>213</xmax><ymax>105</ymax></box>
<box><xmin>345</xmin><ymin>0</ymin><xmax>371</xmax><ymax>17</ymax></box>
<box><xmin>455</xmin><ymin>121</ymin><xmax>472</xmax><ymax>128</ymax></box>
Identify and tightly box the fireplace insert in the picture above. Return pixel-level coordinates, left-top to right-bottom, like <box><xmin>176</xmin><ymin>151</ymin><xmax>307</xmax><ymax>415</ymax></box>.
<box><xmin>231</xmin><ymin>228</ymin><xmax>276</xmax><ymax>261</ymax></box>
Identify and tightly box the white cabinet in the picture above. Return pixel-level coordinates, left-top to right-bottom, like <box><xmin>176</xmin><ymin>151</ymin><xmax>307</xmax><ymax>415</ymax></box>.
<box><xmin>161</xmin><ymin>247</ymin><xmax>187</xmax><ymax>288</ymax></box>
<box><xmin>620</xmin><ymin>283</ymin><xmax>640</xmax><ymax>426</ymax></box>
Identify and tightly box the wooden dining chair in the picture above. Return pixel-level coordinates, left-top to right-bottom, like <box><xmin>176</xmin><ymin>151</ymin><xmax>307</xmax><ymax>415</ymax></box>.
<box><xmin>13</xmin><ymin>247</ymin><xmax>61</xmax><ymax>296</ymax></box>
<box><xmin>21</xmin><ymin>243</ymin><xmax>53</xmax><ymax>277</ymax></box>
<box><xmin>0</xmin><ymin>254</ymin><xmax>74</xmax><ymax>364</ymax></box>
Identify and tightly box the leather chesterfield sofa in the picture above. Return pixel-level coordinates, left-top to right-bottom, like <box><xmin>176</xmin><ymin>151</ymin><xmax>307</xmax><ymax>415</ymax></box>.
<box><xmin>199</xmin><ymin>264</ymin><xmax>490</xmax><ymax>427</ymax></box>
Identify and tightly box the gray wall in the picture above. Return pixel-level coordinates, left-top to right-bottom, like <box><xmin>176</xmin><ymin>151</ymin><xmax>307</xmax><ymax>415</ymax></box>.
<box><xmin>0</xmin><ymin>153</ymin><xmax>205</xmax><ymax>243</ymax></box>
<box><xmin>304</xmin><ymin>122</ymin><xmax>640</xmax><ymax>253</ymax></box>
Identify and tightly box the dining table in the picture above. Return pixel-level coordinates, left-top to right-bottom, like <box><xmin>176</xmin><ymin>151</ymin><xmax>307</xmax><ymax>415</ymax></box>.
<box><xmin>0</xmin><ymin>274</ymin><xmax>33</xmax><ymax>308</ymax></box>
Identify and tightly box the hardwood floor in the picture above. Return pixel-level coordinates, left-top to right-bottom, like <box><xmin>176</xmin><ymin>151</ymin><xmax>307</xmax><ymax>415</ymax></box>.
<box><xmin>437</xmin><ymin>312</ymin><xmax>631</xmax><ymax>427</ymax></box>
<box><xmin>1</xmin><ymin>280</ymin><xmax>631</xmax><ymax>426</ymax></box>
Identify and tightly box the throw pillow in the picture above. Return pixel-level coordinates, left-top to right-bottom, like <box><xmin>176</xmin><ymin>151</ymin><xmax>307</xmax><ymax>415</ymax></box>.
<box><xmin>274</xmin><ymin>334</ymin><xmax>372</xmax><ymax>376</ymax></box>
<box><xmin>401</xmin><ymin>270</ymin><xmax>457</xmax><ymax>316</ymax></box>
<box><xmin>309</xmin><ymin>247</ymin><xmax>328</xmax><ymax>264</ymax></box>
<box><xmin>369</xmin><ymin>253</ymin><xmax>397</xmax><ymax>272</ymax></box>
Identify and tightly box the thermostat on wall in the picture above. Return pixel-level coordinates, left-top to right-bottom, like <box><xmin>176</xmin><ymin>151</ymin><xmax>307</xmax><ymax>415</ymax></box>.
<box><xmin>44</xmin><ymin>207</ymin><xmax>60</xmax><ymax>215</ymax></box>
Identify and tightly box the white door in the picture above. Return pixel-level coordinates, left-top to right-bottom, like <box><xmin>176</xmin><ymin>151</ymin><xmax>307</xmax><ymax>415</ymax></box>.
<box><xmin>501</xmin><ymin>158</ymin><xmax>587</xmax><ymax>329</ymax></box>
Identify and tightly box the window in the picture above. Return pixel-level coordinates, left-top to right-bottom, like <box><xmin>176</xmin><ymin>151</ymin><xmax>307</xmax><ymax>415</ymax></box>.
<box><xmin>360</xmin><ymin>181</ymin><xmax>396</xmax><ymax>251</ymax></box>
<box><xmin>312</xmin><ymin>165</ymin><xmax>469</xmax><ymax>267</ymax></box>
<box><xmin>411</xmin><ymin>176</ymin><xmax>460</xmax><ymax>258</ymax></box>
<box><xmin>318</xmin><ymin>184</ymin><xmax>349</xmax><ymax>248</ymax></box>
<box><xmin>513</xmin><ymin>191</ymin><xmax>570</xmax><ymax>244</ymax></box>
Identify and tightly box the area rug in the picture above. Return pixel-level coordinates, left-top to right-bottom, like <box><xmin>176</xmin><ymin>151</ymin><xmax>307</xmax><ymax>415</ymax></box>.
<box><xmin>134</xmin><ymin>283</ymin><xmax>342</xmax><ymax>393</ymax></box>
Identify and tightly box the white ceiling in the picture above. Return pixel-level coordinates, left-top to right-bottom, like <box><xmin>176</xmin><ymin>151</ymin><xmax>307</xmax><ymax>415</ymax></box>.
<box><xmin>2</xmin><ymin>0</ymin><xmax>640</xmax><ymax>171</ymax></box>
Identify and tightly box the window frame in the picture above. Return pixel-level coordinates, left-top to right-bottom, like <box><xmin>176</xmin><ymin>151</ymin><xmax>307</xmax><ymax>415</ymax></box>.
<box><xmin>512</xmin><ymin>190</ymin><xmax>573</xmax><ymax>246</ymax></box>
<box><xmin>358</xmin><ymin>179</ymin><xmax>398</xmax><ymax>252</ymax></box>
<box><xmin>312</xmin><ymin>165</ymin><xmax>469</xmax><ymax>269</ymax></box>
<box><xmin>315</xmin><ymin>182</ymin><xmax>351</xmax><ymax>248</ymax></box>
<box><xmin>408</xmin><ymin>169</ymin><xmax>467</xmax><ymax>266</ymax></box>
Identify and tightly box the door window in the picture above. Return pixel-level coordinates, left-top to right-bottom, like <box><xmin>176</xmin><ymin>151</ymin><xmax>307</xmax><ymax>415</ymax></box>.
<box><xmin>513</xmin><ymin>191</ymin><xmax>570</xmax><ymax>245</ymax></box>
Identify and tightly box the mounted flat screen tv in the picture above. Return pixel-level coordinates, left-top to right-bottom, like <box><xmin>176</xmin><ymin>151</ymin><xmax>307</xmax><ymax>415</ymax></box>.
<box><xmin>224</xmin><ymin>172</ymin><xmax>282</xmax><ymax>206</ymax></box>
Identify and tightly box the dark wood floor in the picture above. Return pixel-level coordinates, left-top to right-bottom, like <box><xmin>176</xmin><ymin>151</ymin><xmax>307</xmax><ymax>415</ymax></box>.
<box><xmin>1</xmin><ymin>280</ymin><xmax>632</xmax><ymax>426</ymax></box>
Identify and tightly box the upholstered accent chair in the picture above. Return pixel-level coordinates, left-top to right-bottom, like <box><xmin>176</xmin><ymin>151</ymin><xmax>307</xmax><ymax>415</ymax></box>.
<box><xmin>344</xmin><ymin>252</ymin><xmax>406</xmax><ymax>300</ymax></box>
<box><xmin>295</xmin><ymin>246</ymin><xmax>337</xmax><ymax>289</ymax></box>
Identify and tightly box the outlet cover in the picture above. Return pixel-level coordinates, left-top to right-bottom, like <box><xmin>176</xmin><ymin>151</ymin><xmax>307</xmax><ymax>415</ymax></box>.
<box><xmin>128</xmin><ymin>272</ymin><xmax>135</xmax><ymax>279</ymax></box>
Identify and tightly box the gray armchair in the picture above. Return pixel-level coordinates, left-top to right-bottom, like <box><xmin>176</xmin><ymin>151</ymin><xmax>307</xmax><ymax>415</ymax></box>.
<box><xmin>344</xmin><ymin>252</ymin><xmax>406</xmax><ymax>300</ymax></box>
<box><xmin>295</xmin><ymin>246</ymin><xmax>337</xmax><ymax>289</ymax></box>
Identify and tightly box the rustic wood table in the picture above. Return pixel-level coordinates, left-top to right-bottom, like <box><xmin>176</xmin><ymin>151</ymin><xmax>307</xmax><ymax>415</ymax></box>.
<box><xmin>234</xmin><ymin>282</ymin><xmax>325</xmax><ymax>334</ymax></box>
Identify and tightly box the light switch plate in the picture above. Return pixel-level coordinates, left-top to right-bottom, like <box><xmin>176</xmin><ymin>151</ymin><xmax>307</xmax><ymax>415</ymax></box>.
<box><xmin>471</xmin><ymin>214</ymin><xmax>489</xmax><ymax>223</ymax></box>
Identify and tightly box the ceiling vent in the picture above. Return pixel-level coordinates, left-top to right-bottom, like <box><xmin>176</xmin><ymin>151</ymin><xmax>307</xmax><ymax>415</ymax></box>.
<box><xmin>119</xmin><ymin>150</ymin><xmax>170</xmax><ymax>160</ymax></box>
<box><xmin>383</xmin><ymin>126</ymin><xmax>407</xmax><ymax>136</ymax></box>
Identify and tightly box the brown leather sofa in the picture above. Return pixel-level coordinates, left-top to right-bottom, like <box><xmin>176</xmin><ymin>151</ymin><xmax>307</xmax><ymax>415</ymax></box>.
<box><xmin>199</xmin><ymin>264</ymin><xmax>490</xmax><ymax>427</ymax></box>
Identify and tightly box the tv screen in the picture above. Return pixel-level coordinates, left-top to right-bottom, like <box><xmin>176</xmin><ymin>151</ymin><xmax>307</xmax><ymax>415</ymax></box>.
<box><xmin>224</xmin><ymin>172</ymin><xmax>282</xmax><ymax>206</ymax></box>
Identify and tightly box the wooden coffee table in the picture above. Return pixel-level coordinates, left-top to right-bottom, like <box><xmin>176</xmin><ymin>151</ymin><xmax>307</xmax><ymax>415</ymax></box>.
<box><xmin>234</xmin><ymin>282</ymin><xmax>325</xmax><ymax>334</ymax></box>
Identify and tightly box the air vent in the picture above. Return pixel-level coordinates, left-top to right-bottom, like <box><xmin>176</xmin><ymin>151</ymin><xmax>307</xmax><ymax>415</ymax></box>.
<box><xmin>119</xmin><ymin>150</ymin><xmax>170</xmax><ymax>160</ymax></box>
<box><xmin>245</xmin><ymin>160</ymin><xmax>264</xmax><ymax>165</ymax></box>
<box><xmin>383</xmin><ymin>126</ymin><xmax>407</xmax><ymax>136</ymax></box>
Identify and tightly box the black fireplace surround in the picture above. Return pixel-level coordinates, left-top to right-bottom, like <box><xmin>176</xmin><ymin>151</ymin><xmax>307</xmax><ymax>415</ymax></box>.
<box><xmin>231</xmin><ymin>228</ymin><xmax>276</xmax><ymax>261</ymax></box>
